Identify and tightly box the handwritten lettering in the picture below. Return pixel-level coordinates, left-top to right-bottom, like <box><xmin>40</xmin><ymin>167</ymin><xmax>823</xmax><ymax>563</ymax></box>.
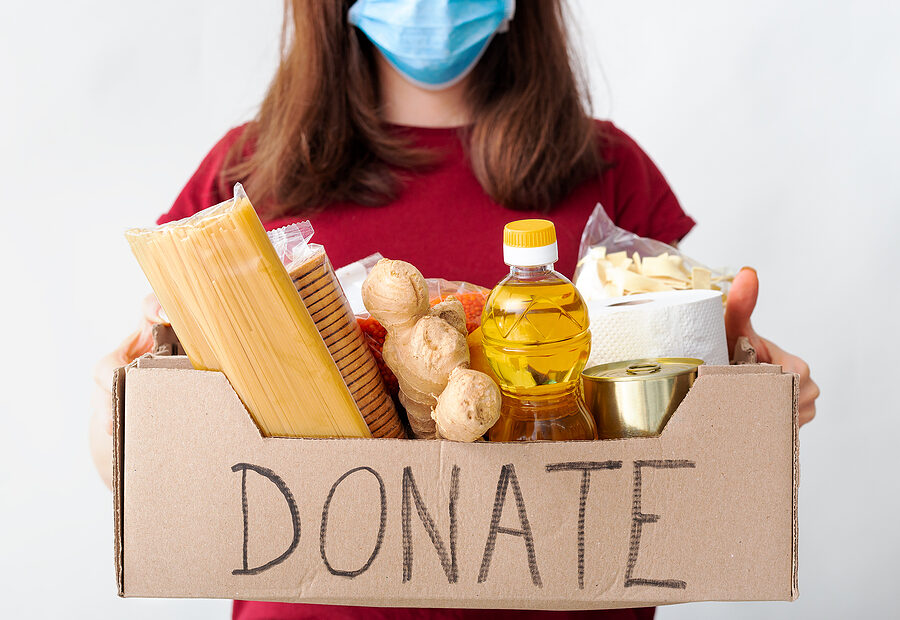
<box><xmin>545</xmin><ymin>461</ymin><xmax>623</xmax><ymax>589</ymax></box>
<box><xmin>231</xmin><ymin>463</ymin><xmax>301</xmax><ymax>576</ymax></box>
<box><xmin>625</xmin><ymin>460</ymin><xmax>696</xmax><ymax>589</ymax></box>
<box><xmin>401</xmin><ymin>465</ymin><xmax>460</xmax><ymax>583</ymax></box>
<box><xmin>320</xmin><ymin>466</ymin><xmax>387</xmax><ymax>578</ymax></box>
<box><xmin>478</xmin><ymin>464</ymin><xmax>542</xmax><ymax>587</ymax></box>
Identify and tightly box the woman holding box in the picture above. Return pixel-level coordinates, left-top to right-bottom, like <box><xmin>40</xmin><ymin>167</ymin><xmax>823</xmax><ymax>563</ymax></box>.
<box><xmin>91</xmin><ymin>1</ymin><xmax>818</xmax><ymax>618</ymax></box>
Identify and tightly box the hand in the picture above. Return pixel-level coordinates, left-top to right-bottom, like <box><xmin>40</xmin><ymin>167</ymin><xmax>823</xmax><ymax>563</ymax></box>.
<box><xmin>89</xmin><ymin>295</ymin><xmax>165</xmax><ymax>488</ymax></box>
<box><xmin>724</xmin><ymin>267</ymin><xmax>818</xmax><ymax>426</ymax></box>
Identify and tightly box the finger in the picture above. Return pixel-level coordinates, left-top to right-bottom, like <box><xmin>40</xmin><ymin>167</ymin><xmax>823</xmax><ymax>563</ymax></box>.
<box><xmin>760</xmin><ymin>340</ymin><xmax>819</xmax><ymax>427</ymax></box>
<box><xmin>91</xmin><ymin>385</ymin><xmax>114</xmax><ymax>435</ymax></box>
<box><xmin>141</xmin><ymin>293</ymin><xmax>166</xmax><ymax>325</ymax></box>
<box><xmin>766</xmin><ymin>339</ymin><xmax>808</xmax><ymax>377</ymax></box>
<box><xmin>124</xmin><ymin>323</ymin><xmax>155</xmax><ymax>360</ymax></box>
<box><xmin>94</xmin><ymin>349</ymin><xmax>126</xmax><ymax>390</ymax></box>
<box><xmin>799</xmin><ymin>402</ymin><xmax>816</xmax><ymax>427</ymax></box>
<box><xmin>725</xmin><ymin>267</ymin><xmax>764</xmax><ymax>358</ymax></box>
<box><xmin>797</xmin><ymin>375</ymin><xmax>819</xmax><ymax>427</ymax></box>
<box><xmin>89</xmin><ymin>404</ymin><xmax>114</xmax><ymax>488</ymax></box>
<box><xmin>745</xmin><ymin>331</ymin><xmax>772</xmax><ymax>366</ymax></box>
<box><xmin>93</xmin><ymin>327</ymin><xmax>155</xmax><ymax>389</ymax></box>
<box><xmin>799</xmin><ymin>378</ymin><xmax>820</xmax><ymax>407</ymax></box>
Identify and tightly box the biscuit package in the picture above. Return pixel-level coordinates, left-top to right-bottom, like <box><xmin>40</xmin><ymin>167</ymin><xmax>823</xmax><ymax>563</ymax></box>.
<box><xmin>268</xmin><ymin>224</ymin><xmax>406</xmax><ymax>439</ymax></box>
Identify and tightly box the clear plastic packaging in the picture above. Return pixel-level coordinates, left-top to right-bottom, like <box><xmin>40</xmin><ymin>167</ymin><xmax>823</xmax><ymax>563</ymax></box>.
<box><xmin>268</xmin><ymin>220</ymin><xmax>316</xmax><ymax>269</ymax></box>
<box><xmin>267</xmin><ymin>227</ymin><xmax>406</xmax><ymax>438</ymax></box>
<box><xmin>424</xmin><ymin>277</ymin><xmax>491</xmax><ymax>334</ymax></box>
<box><xmin>574</xmin><ymin>203</ymin><xmax>732</xmax><ymax>301</ymax></box>
<box><xmin>125</xmin><ymin>184</ymin><xmax>370</xmax><ymax>438</ymax></box>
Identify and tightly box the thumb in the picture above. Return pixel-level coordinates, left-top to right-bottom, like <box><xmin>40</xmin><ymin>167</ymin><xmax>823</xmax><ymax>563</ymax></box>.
<box><xmin>141</xmin><ymin>293</ymin><xmax>167</xmax><ymax>326</ymax></box>
<box><xmin>724</xmin><ymin>267</ymin><xmax>770</xmax><ymax>361</ymax></box>
<box><xmin>122</xmin><ymin>323</ymin><xmax>156</xmax><ymax>362</ymax></box>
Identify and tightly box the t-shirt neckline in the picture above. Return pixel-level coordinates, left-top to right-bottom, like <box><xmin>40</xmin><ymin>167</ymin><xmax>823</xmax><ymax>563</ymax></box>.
<box><xmin>385</xmin><ymin>122</ymin><xmax>470</xmax><ymax>135</ymax></box>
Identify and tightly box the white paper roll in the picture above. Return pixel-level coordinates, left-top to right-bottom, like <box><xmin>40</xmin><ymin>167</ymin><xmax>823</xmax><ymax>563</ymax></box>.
<box><xmin>586</xmin><ymin>290</ymin><xmax>728</xmax><ymax>367</ymax></box>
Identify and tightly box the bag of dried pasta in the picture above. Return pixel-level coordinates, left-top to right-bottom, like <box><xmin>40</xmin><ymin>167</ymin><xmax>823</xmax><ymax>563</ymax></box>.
<box><xmin>575</xmin><ymin>203</ymin><xmax>733</xmax><ymax>301</ymax></box>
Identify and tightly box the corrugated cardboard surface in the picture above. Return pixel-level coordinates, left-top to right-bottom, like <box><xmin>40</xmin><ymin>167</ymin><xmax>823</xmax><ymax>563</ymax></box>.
<box><xmin>115</xmin><ymin>356</ymin><xmax>798</xmax><ymax>609</ymax></box>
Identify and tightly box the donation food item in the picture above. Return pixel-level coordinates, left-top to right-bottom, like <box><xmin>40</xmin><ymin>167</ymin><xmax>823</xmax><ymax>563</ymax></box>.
<box><xmin>482</xmin><ymin>220</ymin><xmax>597</xmax><ymax>441</ymax></box>
<box><xmin>361</xmin><ymin>259</ymin><xmax>500</xmax><ymax>440</ymax></box>
<box><xmin>466</xmin><ymin>326</ymin><xmax>498</xmax><ymax>384</ymax></box>
<box><xmin>357</xmin><ymin>277</ymin><xmax>491</xmax><ymax>395</ymax></box>
<box><xmin>585</xmin><ymin>289</ymin><xmax>729</xmax><ymax>368</ymax></box>
<box><xmin>433</xmin><ymin>367</ymin><xmax>502</xmax><ymax>442</ymax></box>
<box><xmin>576</xmin><ymin>246</ymin><xmax>715</xmax><ymax>299</ymax></box>
<box><xmin>125</xmin><ymin>184</ymin><xmax>370</xmax><ymax>438</ymax></box>
<box><xmin>357</xmin><ymin>315</ymin><xmax>399</xmax><ymax>394</ymax></box>
<box><xmin>427</xmin><ymin>282</ymin><xmax>490</xmax><ymax>333</ymax></box>
<box><xmin>574</xmin><ymin>202</ymin><xmax>731</xmax><ymax>301</ymax></box>
<box><xmin>269</xmin><ymin>224</ymin><xmax>406</xmax><ymax>439</ymax></box>
<box><xmin>582</xmin><ymin>358</ymin><xmax>702</xmax><ymax>438</ymax></box>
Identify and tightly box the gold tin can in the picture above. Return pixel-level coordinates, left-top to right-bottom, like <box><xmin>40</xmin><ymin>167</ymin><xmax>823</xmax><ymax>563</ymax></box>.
<box><xmin>582</xmin><ymin>358</ymin><xmax>703</xmax><ymax>439</ymax></box>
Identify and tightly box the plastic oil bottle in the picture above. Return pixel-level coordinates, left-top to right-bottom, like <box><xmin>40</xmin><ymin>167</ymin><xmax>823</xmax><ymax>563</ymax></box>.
<box><xmin>482</xmin><ymin>220</ymin><xmax>597</xmax><ymax>441</ymax></box>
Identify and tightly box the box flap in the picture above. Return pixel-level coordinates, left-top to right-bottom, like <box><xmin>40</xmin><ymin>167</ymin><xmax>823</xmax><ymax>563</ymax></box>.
<box><xmin>151</xmin><ymin>323</ymin><xmax>182</xmax><ymax>356</ymax></box>
<box><xmin>698</xmin><ymin>362</ymin><xmax>782</xmax><ymax>376</ymax></box>
<box><xmin>136</xmin><ymin>353</ymin><xmax>193</xmax><ymax>370</ymax></box>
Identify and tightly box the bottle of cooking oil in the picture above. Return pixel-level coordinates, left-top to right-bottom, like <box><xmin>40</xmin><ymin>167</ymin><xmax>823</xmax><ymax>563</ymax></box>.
<box><xmin>482</xmin><ymin>220</ymin><xmax>597</xmax><ymax>441</ymax></box>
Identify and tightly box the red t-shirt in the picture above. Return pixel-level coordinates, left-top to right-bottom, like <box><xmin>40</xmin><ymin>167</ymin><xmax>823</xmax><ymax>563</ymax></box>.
<box><xmin>160</xmin><ymin>121</ymin><xmax>694</xmax><ymax>287</ymax></box>
<box><xmin>158</xmin><ymin>120</ymin><xmax>693</xmax><ymax>620</ymax></box>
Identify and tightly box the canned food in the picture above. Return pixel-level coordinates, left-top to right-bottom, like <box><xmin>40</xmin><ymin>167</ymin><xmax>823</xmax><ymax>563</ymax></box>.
<box><xmin>582</xmin><ymin>358</ymin><xmax>703</xmax><ymax>439</ymax></box>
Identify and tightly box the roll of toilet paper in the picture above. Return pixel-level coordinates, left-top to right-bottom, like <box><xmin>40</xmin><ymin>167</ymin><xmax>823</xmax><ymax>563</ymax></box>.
<box><xmin>586</xmin><ymin>289</ymin><xmax>728</xmax><ymax>367</ymax></box>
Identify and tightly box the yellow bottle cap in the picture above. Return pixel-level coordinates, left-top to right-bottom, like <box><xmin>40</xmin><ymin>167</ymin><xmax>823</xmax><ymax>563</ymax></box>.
<box><xmin>502</xmin><ymin>220</ymin><xmax>559</xmax><ymax>266</ymax></box>
<box><xmin>503</xmin><ymin>219</ymin><xmax>557</xmax><ymax>248</ymax></box>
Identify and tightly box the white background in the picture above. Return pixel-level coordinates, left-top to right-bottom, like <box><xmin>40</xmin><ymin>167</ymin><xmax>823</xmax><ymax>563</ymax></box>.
<box><xmin>1</xmin><ymin>1</ymin><xmax>897</xmax><ymax>617</ymax></box>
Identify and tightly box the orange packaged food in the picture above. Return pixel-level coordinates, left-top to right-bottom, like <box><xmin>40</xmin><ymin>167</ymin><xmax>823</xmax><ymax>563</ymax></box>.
<box><xmin>357</xmin><ymin>279</ymin><xmax>490</xmax><ymax>394</ymax></box>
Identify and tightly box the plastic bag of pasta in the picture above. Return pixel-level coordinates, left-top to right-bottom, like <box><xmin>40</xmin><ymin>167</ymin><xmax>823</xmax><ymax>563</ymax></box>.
<box><xmin>575</xmin><ymin>203</ymin><xmax>732</xmax><ymax>301</ymax></box>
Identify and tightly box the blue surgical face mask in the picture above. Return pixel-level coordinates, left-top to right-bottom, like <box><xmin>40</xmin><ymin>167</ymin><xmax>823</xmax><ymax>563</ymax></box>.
<box><xmin>348</xmin><ymin>0</ymin><xmax>516</xmax><ymax>90</ymax></box>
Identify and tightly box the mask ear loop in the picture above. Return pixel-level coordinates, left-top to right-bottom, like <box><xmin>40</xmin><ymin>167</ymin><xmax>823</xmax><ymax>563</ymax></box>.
<box><xmin>498</xmin><ymin>0</ymin><xmax>516</xmax><ymax>32</ymax></box>
<box><xmin>347</xmin><ymin>0</ymin><xmax>362</xmax><ymax>26</ymax></box>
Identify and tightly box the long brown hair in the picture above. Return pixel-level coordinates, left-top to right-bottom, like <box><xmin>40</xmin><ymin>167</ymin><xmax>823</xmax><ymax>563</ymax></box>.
<box><xmin>225</xmin><ymin>0</ymin><xmax>602</xmax><ymax>218</ymax></box>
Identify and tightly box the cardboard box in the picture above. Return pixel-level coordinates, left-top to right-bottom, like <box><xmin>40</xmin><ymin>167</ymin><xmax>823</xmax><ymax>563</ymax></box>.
<box><xmin>113</xmin><ymin>355</ymin><xmax>798</xmax><ymax>610</ymax></box>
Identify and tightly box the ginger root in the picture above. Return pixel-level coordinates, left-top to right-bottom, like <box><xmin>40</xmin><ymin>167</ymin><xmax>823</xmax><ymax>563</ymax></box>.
<box><xmin>362</xmin><ymin>260</ymin><xmax>429</xmax><ymax>329</ymax></box>
<box><xmin>362</xmin><ymin>259</ymin><xmax>500</xmax><ymax>440</ymax></box>
<box><xmin>433</xmin><ymin>368</ymin><xmax>501</xmax><ymax>442</ymax></box>
<box><xmin>429</xmin><ymin>298</ymin><xmax>467</xmax><ymax>335</ymax></box>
